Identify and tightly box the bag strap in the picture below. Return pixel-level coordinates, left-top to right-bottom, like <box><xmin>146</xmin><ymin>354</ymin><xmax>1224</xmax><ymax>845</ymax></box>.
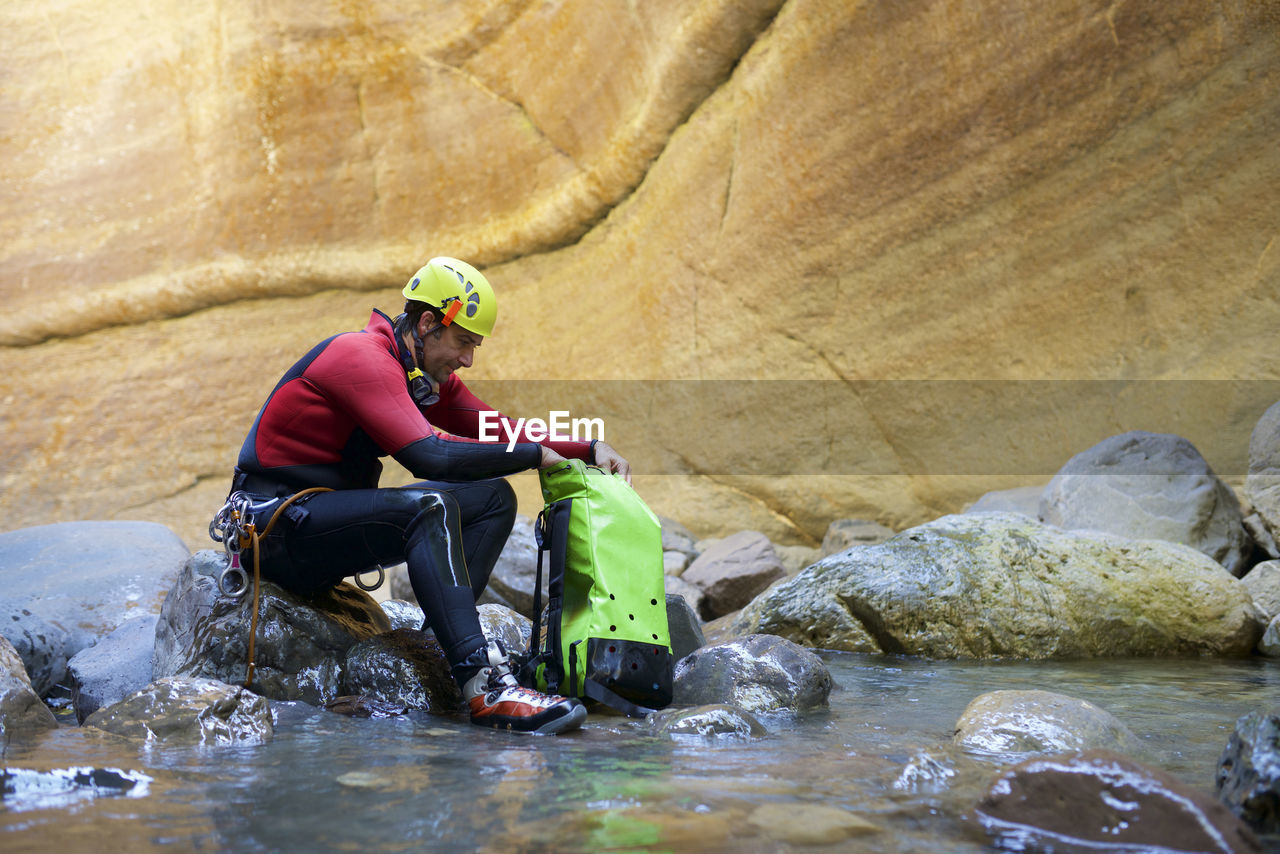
<box><xmin>582</xmin><ymin>678</ymin><xmax>658</xmax><ymax>718</ymax></box>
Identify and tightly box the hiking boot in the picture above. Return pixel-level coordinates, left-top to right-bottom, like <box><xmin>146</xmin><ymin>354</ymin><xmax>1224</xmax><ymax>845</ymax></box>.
<box><xmin>462</xmin><ymin>642</ymin><xmax>586</xmax><ymax>735</ymax></box>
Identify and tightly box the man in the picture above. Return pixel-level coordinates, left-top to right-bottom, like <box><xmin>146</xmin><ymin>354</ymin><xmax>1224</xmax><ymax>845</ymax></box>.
<box><xmin>227</xmin><ymin>256</ymin><xmax>630</xmax><ymax>734</ymax></box>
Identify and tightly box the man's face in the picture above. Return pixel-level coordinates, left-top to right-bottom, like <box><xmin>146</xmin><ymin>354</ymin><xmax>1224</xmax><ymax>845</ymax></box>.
<box><xmin>417</xmin><ymin>315</ymin><xmax>483</xmax><ymax>385</ymax></box>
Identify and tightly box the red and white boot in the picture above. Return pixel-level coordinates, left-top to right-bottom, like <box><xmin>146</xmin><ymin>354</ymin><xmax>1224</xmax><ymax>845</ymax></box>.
<box><xmin>462</xmin><ymin>642</ymin><xmax>586</xmax><ymax>735</ymax></box>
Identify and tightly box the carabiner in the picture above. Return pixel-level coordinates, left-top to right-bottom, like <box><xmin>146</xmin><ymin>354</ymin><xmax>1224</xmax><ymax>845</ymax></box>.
<box><xmin>353</xmin><ymin>565</ymin><xmax>386</xmax><ymax>592</ymax></box>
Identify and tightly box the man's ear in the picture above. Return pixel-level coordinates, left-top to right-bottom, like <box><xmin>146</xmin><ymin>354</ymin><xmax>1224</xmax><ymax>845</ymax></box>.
<box><xmin>415</xmin><ymin>311</ymin><xmax>438</xmax><ymax>338</ymax></box>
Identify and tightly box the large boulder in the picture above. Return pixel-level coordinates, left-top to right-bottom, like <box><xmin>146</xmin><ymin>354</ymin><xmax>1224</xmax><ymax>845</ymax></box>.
<box><xmin>66</xmin><ymin>615</ymin><xmax>158</xmax><ymax>724</ymax></box>
<box><xmin>682</xmin><ymin>531</ymin><xmax>786</xmax><ymax>620</ymax></box>
<box><xmin>85</xmin><ymin>676</ymin><xmax>273</xmax><ymax>745</ymax></box>
<box><xmin>1039</xmin><ymin>431</ymin><xmax>1251</xmax><ymax>576</ymax></box>
<box><xmin>153</xmin><ymin>550</ymin><xmax>391</xmax><ymax>706</ymax></box>
<box><xmin>0</xmin><ymin>521</ymin><xmax>189</xmax><ymax>666</ymax></box>
<box><xmin>1242</xmin><ymin>561</ymin><xmax>1280</xmax><ymax>622</ymax></box>
<box><xmin>964</xmin><ymin>485</ymin><xmax>1045</xmax><ymax>517</ymax></box>
<box><xmin>1</xmin><ymin>603</ymin><xmax>70</xmax><ymax>697</ymax></box>
<box><xmin>953</xmin><ymin>690</ymin><xmax>1143</xmax><ymax>758</ymax></box>
<box><xmin>1216</xmin><ymin>709</ymin><xmax>1280</xmax><ymax>838</ymax></box>
<box><xmin>672</xmin><ymin>634</ymin><xmax>831</xmax><ymax>715</ymax></box>
<box><xmin>976</xmin><ymin>750</ymin><xmax>1262</xmax><ymax>853</ymax></box>
<box><xmin>0</xmin><ymin>634</ymin><xmax>57</xmax><ymax>738</ymax></box>
<box><xmin>729</xmin><ymin>513</ymin><xmax>1263</xmax><ymax>659</ymax></box>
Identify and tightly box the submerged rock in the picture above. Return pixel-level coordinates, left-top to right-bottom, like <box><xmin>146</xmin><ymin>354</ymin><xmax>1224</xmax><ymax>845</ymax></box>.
<box><xmin>86</xmin><ymin>676</ymin><xmax>273</xmax><ymax>745</ymax></box>
<box><xmin>730</xmin><ymin>513</ymin><xmax>1262</xmax><ymax>659</ymax></box>
<box><xmin>152</xmin><ymin>550</ymin><xmax>390</xmax><ymax>706</ymax></box>
<box><xmin>953</xmin><ymin>689</ymin><xmax>1142</xmax><ymax>759</ymax></box>
<box><xmin>0</xmin><ymin>634</ymin><xmax>57</xmax><ymax>737</ymax></box>
<box><xmin>1216</xmin><ymin>709</ymin><xmax>1280</xmax><ymax>838</ymax></box>
<box><xmin>975</xmin><ymin>749</ymin><xmax>1261</xmax><ymax>853</ymax></box>
<box><xmin>648</xmin><ymin>703</ymin><xmax>766</xmax><ymax>738</ymax></box>
<box><xmin>672</xmin><ymin>634</ymin><xmax>831</xmax><ymax>714</ymax></box>
<box><xmin>1040</xmin><ymin>431</ymin><xmax>1251</xmax><ymax>576</ymax></box>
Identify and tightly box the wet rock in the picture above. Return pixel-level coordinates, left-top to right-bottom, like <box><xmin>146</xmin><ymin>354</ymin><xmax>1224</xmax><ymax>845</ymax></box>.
<box><xmin>0</xmin><ymin>603</ymin><xmax>69</xmax><ymax>697</ymax></box>
<box><xmin>649</xmin><ymin>703</ymin><xmax>766</xmax><ymax>738</ymax></box>
<box><xmin>152</xmin><ymin>550</ymin><xmax>390</xmax><ymax>706</ymax></box>
<box><xmin>0</xmin><ymin>520</ymin><xmax>188</xmax><ymax>662</ymax></box>
<box><xmin>665</xmin><ymin>594</ymin><xmax>705</xmax><ymax>661</ymax></box>
<box><xmin>477</xmin><ymin>603</ymin><xmax>532</xmax><ymax>657</ymax></box>
<box><xmin>0</xmin><ymin>633</ymin><xmax>57</xmax><ymax>737</ymax></box>
<box><xmin>0</xmin><ymin>766</ymin><xmax>152</xmax><ymax>810</ymax></box>
<box><xmin>342</xmin><ymin>628</ymin><xmax>462</xmax><ymax>713</ymax></box>
<box><xmin>67</xmin><ymin>615</ymin><xmax>157</xmax><ymax>724</ymax></box>
<box><xmin>891</xmin><ymin>751</ymin><xmax>959</xmax><ymax>794</ymax></box>
<box><xmin>663</xmin><ymin>575</ymin><xmax>706</xmax><ymax>621</ymax></box>
<box><xmin>484</xmin><ymin>514</ymin><xmax>539</xmax><ymax>619</ymax></box>
<box><xmin>954</xmin><ymin>690</ymin><xmax>1142</xmax><ymax>759</ymax></box>
<box><xmin>747</xmin><ymin>803</ymin><xmax>880</xmax><ymax>845</ymax></box>
<box><xmin>324</xmin><ymin>695</ymin><xmax>408</xmax><ymax>718</ymax></box>
<box><xmin>85</xmin><ymin>676</ymin><xmax>273</xmax><ymax>745</ymax></box>
<box><xmin>976</xmin><ymin>749</ymin><xmax>1262</xmax><ymax>853</ymax></box>
<box><xmin>1040</xmin><ymin>431</ymin><xmax>1251</xmax><ymax>576</ymax></box>
<box><xmin>1243</xmin><ymin>561</ymin><xmax>1280</xmax><ymax>622</ymax></box>
<box><xmin>730</xmin><ymin>513</ymin><xmax>1262</xmax><ymax>659</ymax></box>
<box><xmin>380</xmin><ymin>598</ymin><xmax>425</xmax><ymax>631</ymax></box>
<box><xmin>964</xmin><ymin>485</ymin><xmax>1046</xmax><ymax>517</ymax></box>
<box><xmin>682</xmin><ymin>531</ymin><xmax>786</xmax><ymax>620</ymax></box>
<box><xmin>672</xmin><ymin>634</ymin><xmax>831</xmax><ymax>715</ymax></box>
<box><xmin>820</xmin><ymin>518</ymin><xmax>895</xmax><ymax>557</ymax></box>
<box><xmin>1216</xmin><ymin>709</ymin><xmax>1280</xmax><ymax>837</ymax></box>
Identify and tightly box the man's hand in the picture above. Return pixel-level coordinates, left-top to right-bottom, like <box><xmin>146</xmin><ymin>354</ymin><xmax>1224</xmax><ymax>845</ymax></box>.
<box><xmin>539</xmin><ymin>444</ymin><xmax>568</xmax><ymax>469</ymax></box>
<box><xmin>591</xmin><ymin>441</ymin><xmax>632</xmax><ymax>485</ymax></box>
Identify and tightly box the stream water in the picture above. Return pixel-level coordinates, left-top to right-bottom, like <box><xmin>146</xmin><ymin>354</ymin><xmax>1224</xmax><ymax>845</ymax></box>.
<box><xmin>3</xmin><ymin>652</ymin><xmax>1277</xmax><ymax>853</ymax></box>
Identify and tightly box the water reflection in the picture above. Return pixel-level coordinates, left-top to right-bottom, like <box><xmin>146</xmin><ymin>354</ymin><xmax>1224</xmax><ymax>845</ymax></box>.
<box><xmin>2</xmin><ymin>653</ymin><xmax>1275</xmax><ymax>852</ymax></box>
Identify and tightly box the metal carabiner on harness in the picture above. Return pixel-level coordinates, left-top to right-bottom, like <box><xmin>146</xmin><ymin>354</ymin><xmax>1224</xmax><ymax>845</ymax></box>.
<box><xmin>353</xmin><ymin>565</ymin><xmax>386</xmax><ymax>592</ymax></box>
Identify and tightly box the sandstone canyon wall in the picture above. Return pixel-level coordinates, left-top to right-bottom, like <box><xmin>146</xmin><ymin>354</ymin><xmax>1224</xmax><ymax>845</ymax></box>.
<box><xmin>1</xmin><ymin>0</ymin><xmax>1277</xmax><ymax>549</ymax></box>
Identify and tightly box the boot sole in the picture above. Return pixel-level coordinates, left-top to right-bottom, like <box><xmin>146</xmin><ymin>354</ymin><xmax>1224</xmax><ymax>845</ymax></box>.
<box><xmin>471</xmin><ymin>701</ymin><xmax>588</xmax><ymax>735</ymax></box>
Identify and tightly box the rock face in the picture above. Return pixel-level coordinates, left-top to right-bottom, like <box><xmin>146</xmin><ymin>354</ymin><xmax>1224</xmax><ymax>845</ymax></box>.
<box><xmin>0</xmin><ymin>521</ymin><xmax>188</xmax><ymax>666</ymax></box>
<box><xmin>730</xmin><ymin>513</ymin><xmax>1263</xmax><ymax>659</ymax></box>
<box><xmin>2</xmin><ymin>2</ymin><xmax>1277</xmax><ymax>554</ymax></box>
<box><xmin>1039</xmin><ymin>431</ymin><xmax>1251</xmax><ymax>576</ymax></box>
<box><xmin>976</xmin><ymin>750</ymin><xmax>1262</xmax><ymax>853</ymax></box>
<box><xmin>672</xmin><ymin>634</ymin><xmax>831</xmax><ymax>714</ymax></box>
<box><xmin>1217</xmin><ymin>710</ymin><xmax>1280</xmax><ymax>838</ymax></box>
<box><xmin>153</xmin><ymin>550</ymin><xmax>391</xmax><ymax>706</ymax></box>
<box><xmin>85</xmin><ymin>677</ymin><xmax>273</xmax><ymax>745</ymax></box>
<box><xmin>953</xmin><ymin>690</ymin><xmax>1142</xmax><ymax>758</ymax></box>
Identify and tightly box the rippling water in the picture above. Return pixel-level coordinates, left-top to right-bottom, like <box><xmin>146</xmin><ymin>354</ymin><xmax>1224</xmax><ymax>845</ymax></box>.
<box><xmin>3</xmin><ymin>653</ymin><xmax>1276</xmax><ymax>853</ymax></box>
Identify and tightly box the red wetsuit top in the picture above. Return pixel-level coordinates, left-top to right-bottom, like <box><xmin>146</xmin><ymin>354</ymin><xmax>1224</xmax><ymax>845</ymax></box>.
<box><xmin>235</xmin><ymin>309</ymin><xmax>592</xmax><ymax>491</ymax></box>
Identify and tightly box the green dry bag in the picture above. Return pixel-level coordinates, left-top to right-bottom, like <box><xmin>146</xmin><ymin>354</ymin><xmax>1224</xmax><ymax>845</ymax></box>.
<box><xmin>520</xmin><ymin>459</ymin><xmax>673</xmax><ymax>716</ymax></box>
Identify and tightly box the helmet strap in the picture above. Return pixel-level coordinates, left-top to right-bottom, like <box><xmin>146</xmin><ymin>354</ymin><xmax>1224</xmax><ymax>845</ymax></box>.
<box><xmin>394</xmin><ymin>312</ymin><xmax>441</xmax><ymax>407</ymax></box>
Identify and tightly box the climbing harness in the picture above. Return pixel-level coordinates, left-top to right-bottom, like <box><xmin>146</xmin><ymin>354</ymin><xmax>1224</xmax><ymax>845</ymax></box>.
<box><xmin>209</xmin><ymin>487</ymin><xmax>333</xmax><ymax>687</ymax></box>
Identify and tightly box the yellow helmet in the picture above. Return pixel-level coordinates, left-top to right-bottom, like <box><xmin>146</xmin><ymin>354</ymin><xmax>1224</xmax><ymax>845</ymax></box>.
<box><xmin>402</xmin><ymin>257</ymin><xmax>497</xmax><ymax>337</ymax></box>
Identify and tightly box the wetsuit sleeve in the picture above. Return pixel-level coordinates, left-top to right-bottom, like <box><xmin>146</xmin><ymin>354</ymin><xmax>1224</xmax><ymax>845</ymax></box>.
<box><xmin>307</xmin><ymin>337</ymin><xmax>542</xmax><ymax>482</ymax></box>
<box><xmin>429</xmin><ymin>376</ymin><xmax>595</xmax><ymax>461</ymax></box>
